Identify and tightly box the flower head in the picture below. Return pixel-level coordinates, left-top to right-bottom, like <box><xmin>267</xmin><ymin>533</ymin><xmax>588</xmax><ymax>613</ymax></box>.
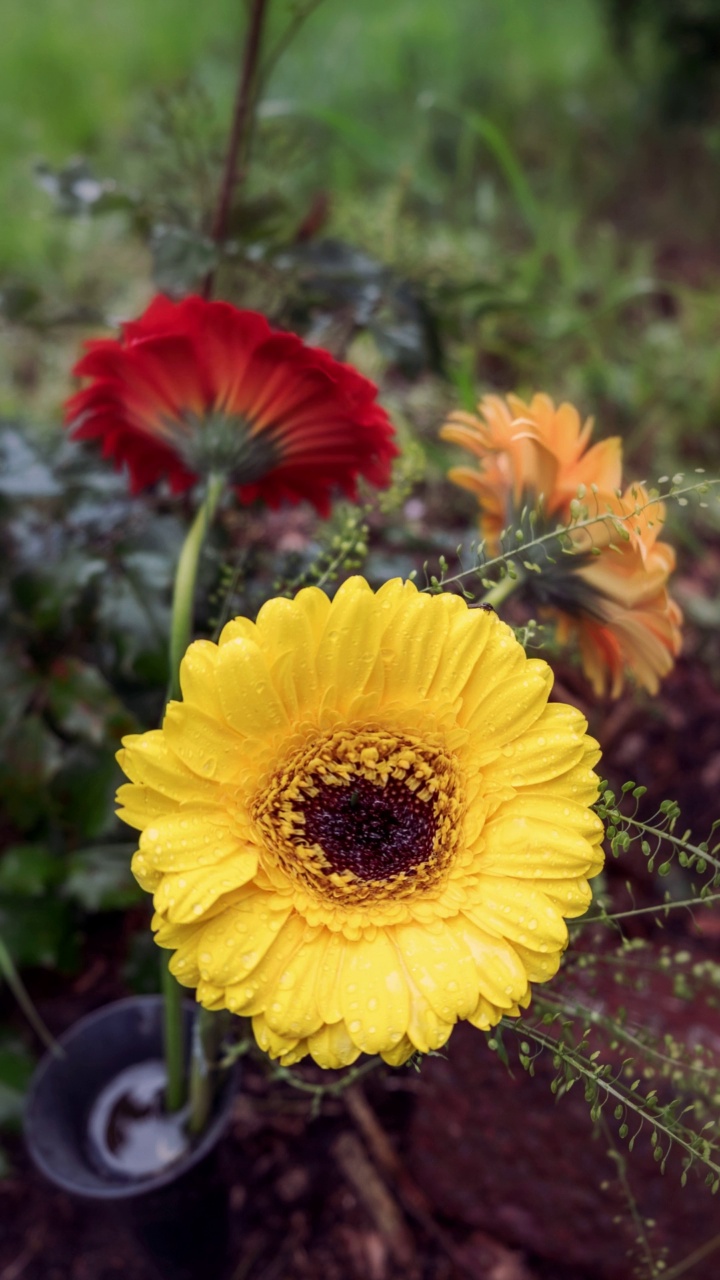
<box><xmin>117</xmin><ymin>577</ymin><xmax>603</xmax><ymax>1068</ymax></box>
<box><xmin>441</xmin><ymin>393</ymin><xmax>681</xmax><ymax>697</ymax></box>
<box><xmin>65</xmin><ymin>295</ymin><xmax>397</xmax><ymax>516</ymax></box>
<box><xmin>442</xmin><ymin>392</ymin><xmax>623</xmax><ymax>548</ymax></box>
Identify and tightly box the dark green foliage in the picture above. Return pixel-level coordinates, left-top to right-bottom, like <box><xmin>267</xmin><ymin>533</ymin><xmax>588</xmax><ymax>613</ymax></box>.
<box><xmin>0</xmin><ymin>421</ymin><xmax>179</xmax><ymax>975</ymax></box>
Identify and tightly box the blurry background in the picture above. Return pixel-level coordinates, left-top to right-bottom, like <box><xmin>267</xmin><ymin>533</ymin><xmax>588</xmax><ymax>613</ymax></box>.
<box><xmin>2</xmin><ymin>0</ymin><xmax>720</xmax><ymax>467</ymax></box>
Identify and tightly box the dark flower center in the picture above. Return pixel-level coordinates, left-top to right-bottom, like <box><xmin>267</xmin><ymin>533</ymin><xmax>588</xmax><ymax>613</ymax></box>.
<box><xmin>300</xmin><ymin>776</ymin><xmax>437</xmax><ymax>881</ymax></box>
<box><xmin>174</xmin><ymin>411</ymin><xmax>279</xmax><ymax>483</ymax></box>
<box><xmin>253</xmin><ymin>727</ymin><xmax>465</xmax><ymax>906</ymax></box>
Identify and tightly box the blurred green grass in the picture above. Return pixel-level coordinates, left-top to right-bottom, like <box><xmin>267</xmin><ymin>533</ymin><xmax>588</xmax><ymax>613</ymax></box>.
<box><xmin>2</xmin><ymin>0</ymin><xmax>720</xmax><ymax>479</ymax></box>
<box><xmin>0</xmin><ymin>0</ymin><xmax>609</xmax><ymax>270</ymax></box>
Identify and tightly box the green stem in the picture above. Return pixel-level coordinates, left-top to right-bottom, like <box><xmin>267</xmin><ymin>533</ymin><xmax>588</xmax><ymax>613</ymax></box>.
<box><xmin>162</xmin><ymin>953</ymin><xmax>185</xmax><ymax>1113</ymax></box>
<box><xmin>163</xmin><ymin>473</ymin><xmax>225</xmax><ymax>1113</ymax></box>
<box><xmin>187</xmin><ymin>1008</ymin><xmax>232</xmax><ymax>1136</ymax></box>
<box><xmin>479</xmin><ymin>572</ymin><xmax>523</xmax><ymax>611</ymax></box>
<box><xmin>167</xmin><ymin>474</ymin><xmax>225</xmax><ymax>704</ymax></box>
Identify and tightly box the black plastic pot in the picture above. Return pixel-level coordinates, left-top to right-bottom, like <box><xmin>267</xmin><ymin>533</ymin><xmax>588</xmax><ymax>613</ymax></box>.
<box><xmin>24</xmin><ymin>995</ymin><xmax>237</xmax><ymax>1280</ymax></box>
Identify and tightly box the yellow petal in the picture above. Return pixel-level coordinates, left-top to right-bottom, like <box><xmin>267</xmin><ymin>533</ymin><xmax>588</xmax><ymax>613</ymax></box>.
<box><xmin>116</xmin><ymin>782</ymin><xmax>177</xmax><ymax>830</ymax></box>
<box><xmin>194</xmin><ymin>889</ymin><xmax>293</xmax><ymax>988</ymax></box>
<box><xmin>262</xmin><ymin>936</ymin><xmax>326</xmax><ymax>1039</ymax></box>
<box><xmin>196</xmin><ymin>980</ymin><xmax>226</xmax><ymax>1010</ymax></box>
<box><xmin>268</xmin><ymin>585</ymin><xmax>332</xmax><ymax>648</ymax></box>
<box><xmin>467</xmin><ymin>995</ymin><xmax>503</xmax><ymax>1030</ymax></box>
<box><xmin>314</xmin><ymin>929</ymin><xmax>348</xmax><ymax>1024</ymax></box>
<box><xmin>339</xmin><ymin>933</ymin><xmax>411</xmax><ymax>1055</ymax></box>
<box><xmin>424</xmin><ymin>609</ymin><xmax>495</xmax><ymax>706</ymax></box>
<box><xmin>131</xmin><ymin>849</ymin><xmax>161</xmax><ymax>892</ymax></box>
<box><xmin>139</xmin><ymin>807</ymin><xmax>248</xmax><ymax>874</ymax></box>
<box><xmin>511</xmin><ymin>942</ymin><xmax>562</xmax><ymax>983</ymax></box>
<box><xmin>380</xmin><ymin>1036</ymin><xmax>416</xmax><ymax>1066</ymax></box>
<box><xmin>179</xmin><ymin>640</ymin><xmax>223</xmax><ymax>718</ymax></box>
<box><xmin>218</xmin><ymin>616</ymin><xmax>257</xmax><ymax>646</ymax></box>
<box><xmin>394</xmin><ymin>920</ymin><xmax>478</xmax><ymax>1021</ymax></box>
<box><xmin>480</xmin><ymin>812</ymin><xmax>602</xmax><ymax>880</ymax></box>
<box><xmin>465</xmin><ymin>877</ymin><xmax>569</xmax><ymax>951</ymax></box>
<box><xmin>153</xmin><ymin>855</ymin><xmax>258</xmax><ymax>924</ymax></box>
<box><xmin>406</xmin><ymin>1002</ymin><xmax>454</xmax><ymax>1054</ymax></box>
<box><xmin>464</xmin><ymin>660</ymin><xmax>552</xmax><ymax>746</ymax></box>
<box><xmin>118</xmin><ymin>731</ymin><xmax>220</xmax><ymax>804</ymax></box>
<box><xmin>214</xmin><ymin>637</ymin><xmax>289</xmax><ymax>737</ymax></box>
<box><xmin>314</xmin><ymin>578</ymin><xmax>385</xmax><ymax>713</ymax></box>
<box><xmin>504</xmin><ymin>793</ymin><xmax>602</xmax><ymax>836</ymax></box>
<box><xmin>457</xmin><ymin>616</ymin><xmax>528</xmax><ymax>698</ymax></box>
<box><xmin>307</xmin><ymin>1020</ymin><xmax>363</xmax><ymax>1069</ymax></box>
<box><xmin>482</xmin><ymin>703</ymin><xmax>590</xmax><ymax>788</ymax></box>
<box><xmin>520</xmin><ymin>754</ymin><xmax>601</xmax><ymax>805</ymax></box>
<box><xmin>541</xmin><ymin>876</ymin><xmax>594</xmax><ymax>916</ymax></box>
<box><xmin>256</xmin><ymin>596</ymin><xmax>322</xmax><ymax>717</ymax></box>
<box><xmin>453</xmin><ymin>916</ymin><xmax>529</xmax><ymax>1007</ymax></box>
<box><xmin>224</xmin><ymin>911</ymin><xmax>309</xmax><ymax>1017</ymax></box>
<box><xmin>162</xmin><ymin>702</ymin><xmax>244</xmax><ymax>783</ymax></box>
<box><xmin>251</xmin><ymin>1014</ymin><xmax>301</xmax><ymax>1061</ymax></box>
<box><xmin>379</xmin><ymin>594</ymin><xmax>451</xmax><ymax>700</ymax></box>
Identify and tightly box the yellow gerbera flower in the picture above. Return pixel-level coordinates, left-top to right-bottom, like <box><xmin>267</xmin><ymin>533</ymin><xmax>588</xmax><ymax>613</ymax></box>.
<box><xmin>441</xmin><ymin>393</ymin><xmax>682</xmax><ymax>698</ymax></box>
<box><xmin>117</xmin><ymin>577</ymin><xmax>604</xmax><ymax>1069</ymax></box>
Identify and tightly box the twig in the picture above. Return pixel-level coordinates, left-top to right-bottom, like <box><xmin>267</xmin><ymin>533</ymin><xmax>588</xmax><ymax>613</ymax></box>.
<box><xmin>203</xmin><ymin>0</ymin><xmax>271</xmax><ymax>296</ymax></box>
<box><xmin>345</xmin><ymin>1086</ymin><xmax>520</xmax><ymax>1279</ymax></box>
<box><xmin>332</xmin><ymin>1130</ymin><xmax>415</xmax><ymax>1267</ymax></box>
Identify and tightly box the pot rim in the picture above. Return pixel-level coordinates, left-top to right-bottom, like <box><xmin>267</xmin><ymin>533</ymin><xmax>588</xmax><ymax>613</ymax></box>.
<box><xmin>24</xmin><ymin>994</ymin><xmax>237</xmax><ymax>1200</ymax></box>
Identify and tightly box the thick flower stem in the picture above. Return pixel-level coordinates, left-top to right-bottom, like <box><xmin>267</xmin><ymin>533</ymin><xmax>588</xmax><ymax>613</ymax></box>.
<box><xmin>479</xmin><ymin>572</ymin><xmax>523</xmax><ymax>611</ymax></box>
<box><xmin>163</xmin><ymin>473</ymin><xmax>224</xmax><ymax>1113</ymax></box>
<box><xmin>162</xmin><ymin>953</ymin><xmax>186</xmax><ymax>1113</ymax></box>
<box><xmin>168</xmin><ymin>473</ymin><xmax>225</xmax><ymax>704</ymax></box>
<box><xmin>187</xmin><ymin>1008</ymin><xmax>232</xmax><ymax>1137</ymax></box>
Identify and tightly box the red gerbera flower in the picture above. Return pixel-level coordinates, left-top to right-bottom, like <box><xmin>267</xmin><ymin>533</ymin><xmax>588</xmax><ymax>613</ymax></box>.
<box><xmin>65</xmin><ymin>295</ymin><xmax>398</xmax><ymax>516</ymax></box>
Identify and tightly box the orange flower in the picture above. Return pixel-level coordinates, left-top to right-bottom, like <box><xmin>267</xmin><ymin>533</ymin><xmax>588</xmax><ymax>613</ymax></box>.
<box><xmin>441</xmin><ymin>393</ymin><xmax>682</xmax><ymax>698</ymax></box>
<box><xmin>65</xmin><ymin>295</ymin><xmax>397</xmax><ymax>517</ymax></box>
<box><xmin>442</xmin><ymin>393</ymin><xmax>622</xmax><ymax>548</ymax></box>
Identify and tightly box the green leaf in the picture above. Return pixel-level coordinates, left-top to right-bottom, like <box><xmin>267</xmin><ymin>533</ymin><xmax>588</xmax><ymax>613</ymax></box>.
<box><xmin>50</xmin><ymin>745</ymin><xmax>122</xmax><ymax>841</ymax></box>
<box><xmin>0</xmin><ymin>897</ymin><xmax>76</xmax><ymax>971</ymax></box>
<box><xmin>150</xmin><ymin>224</ymin><xmax>218</xmax><ymax>295</ymax></box>
<box><xmin>63</xmin><ymin>844</ymin><xmax>140</xmax><ymax>912</ymax></box>
<box><xmin>0</xmin><ymin>427</ymin><xmax>61</xmax><ymax>498</ymax></box>
<box><xmin>0</xmin><ymin>716</ymin><xmax>62</xmax><ymax>831</ymax></box>
<box><xmin>46</xmin><ymin>657</ymin><xmax>136</xmax><ymax>746</ymax></box>
<box><xmin>0</xmin><ymin>845</ymin><xmax>61</xmax><ymax>897</ymax></box>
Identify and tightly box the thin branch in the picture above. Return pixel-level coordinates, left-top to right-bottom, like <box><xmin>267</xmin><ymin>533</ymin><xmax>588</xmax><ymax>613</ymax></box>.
<box><xmin>203</xmin><ymin>0</ymin><xmax>271</xmax><ymax>297</ymax></box>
